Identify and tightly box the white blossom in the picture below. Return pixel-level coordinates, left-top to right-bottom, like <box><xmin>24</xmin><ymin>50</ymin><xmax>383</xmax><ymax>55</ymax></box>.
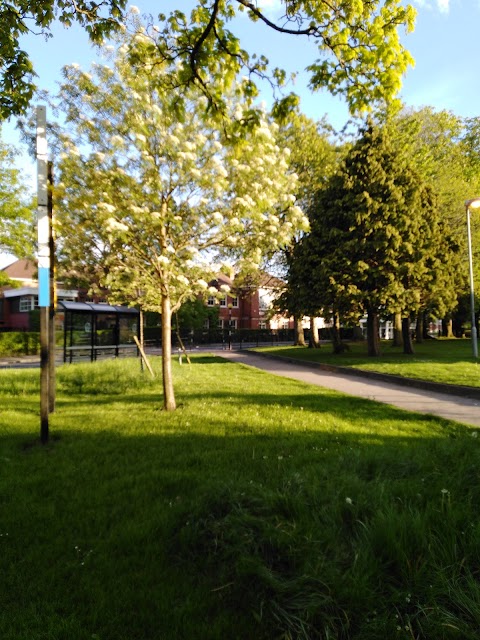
<box><xmin>196</xmin><ymin>279</ymin><xmax>208</xmax><ymax>289</ymax></box>
<box><xmin>157</xmin><ymin>255</ymin><xmax>170</xmax><ymax>265</ymax></box>
<box><xmin>106</xmin><ymin>217</ymin><xmax>128</xmax><ymax>232</ymax></box>
<box><xmin>99</xmin><ymin>202</ymin><xmax>116</xmax><ymax>213</ymax></box>
<box><xmin>110</xmin><ymin>135</ymin><xmax>124</xmax><ymax>147</ymax></box>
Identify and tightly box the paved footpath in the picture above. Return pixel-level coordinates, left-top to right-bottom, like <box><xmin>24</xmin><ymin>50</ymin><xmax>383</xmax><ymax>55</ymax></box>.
<box><xmin>214</xmin><ymin>350</ymin><xmax>480</xmax><ymax>428</ymax></box>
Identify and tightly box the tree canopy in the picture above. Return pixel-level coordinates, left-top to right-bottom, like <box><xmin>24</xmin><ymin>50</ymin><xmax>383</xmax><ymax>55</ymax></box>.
<box><xmin>54</xmin><ymin>19</ymin><xmax>308</xmax><ymax>409</ymax></box>
<box><xmin>0</xmin><ymin>136</ymin><xmax>34</xmax><ymax>271</ymax></box>
<box><xmin>1</xmin><ymin>0</ymin><xmax>416</xmax><ymax>119</ymax></box>
<box><xmin>299</xmin><ymin>122</ymin><xmax>460</xmax><ymax>355</ymax></box>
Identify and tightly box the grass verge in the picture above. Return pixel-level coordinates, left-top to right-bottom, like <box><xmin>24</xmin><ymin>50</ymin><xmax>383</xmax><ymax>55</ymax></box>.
<box><xmin>254</xmin><ymin>339</ymin><xmax>480</xmax><ymax>388</ymax></box>
<box><xmin>1</xmin><ymin>355</ymin><xmax>480</xmax><ymax>639</ymax></box>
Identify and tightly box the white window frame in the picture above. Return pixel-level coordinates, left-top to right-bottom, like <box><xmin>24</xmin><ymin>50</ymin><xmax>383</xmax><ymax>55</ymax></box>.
<box><xmin>230</xmin><ymin>297</ymin><xmax>239</xmax><ymax>308</ymax></box>
<box><xmin>19</xmin><ymin>296</ymin><xmax>34</xmax><ymax>312</ymax></box>
<box><xmin>207</xmin><ymin>296</ymin><xmax>216</xmax><ymax>306</ymax></box>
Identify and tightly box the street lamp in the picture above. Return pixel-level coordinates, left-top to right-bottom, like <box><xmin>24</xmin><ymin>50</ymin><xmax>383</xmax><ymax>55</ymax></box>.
<box><xmin>465</xmin><ymin>198</ymin><xmax>480</xmax><ymax>358</ymax></box>
<box><xmin>228</xmin><ymin>304</ymin><xmax>233</xmax><ymax>351</ymax></box>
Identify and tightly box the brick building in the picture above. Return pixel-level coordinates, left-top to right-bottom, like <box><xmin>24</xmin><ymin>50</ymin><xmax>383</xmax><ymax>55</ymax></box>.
<box><xmin>0</xmin><ymin>259</ymin><xmax>78</xmax><ymax>330</ymax></box>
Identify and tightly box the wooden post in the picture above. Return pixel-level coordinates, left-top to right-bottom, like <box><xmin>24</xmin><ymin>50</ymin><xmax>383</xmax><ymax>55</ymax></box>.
<box><xmin>37</xmin><ymin>106</ymin><xmax>50</xmax><ymax>443</ymax></box>
<box><xmin>48</xmin><ymin>161</ymin><xmax>56</xmax><ymax>413</ymax></box>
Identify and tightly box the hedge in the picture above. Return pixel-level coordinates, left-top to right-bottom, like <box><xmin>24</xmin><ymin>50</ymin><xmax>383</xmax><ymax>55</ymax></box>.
<box><xmin>0</xmin><ymin>332</ymin><xmax>40</xmax><ymax>356</ymax></box>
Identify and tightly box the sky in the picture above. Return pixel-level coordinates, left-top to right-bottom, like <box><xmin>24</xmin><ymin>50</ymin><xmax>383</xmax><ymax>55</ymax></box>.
<box><xmin>0</xmin><ymin>0</ymin><xmax>479</xmax><ymax>266</ymax></box>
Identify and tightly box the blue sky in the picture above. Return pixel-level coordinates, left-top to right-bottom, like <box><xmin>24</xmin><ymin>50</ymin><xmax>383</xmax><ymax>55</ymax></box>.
<box><xmin>0</xmin><ymin>0</ymin><xmax>478</xmax><ymax>266</ymax></box>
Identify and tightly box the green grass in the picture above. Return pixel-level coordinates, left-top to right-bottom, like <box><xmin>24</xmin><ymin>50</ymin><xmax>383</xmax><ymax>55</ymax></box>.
<box><xmin>255</xmin><ymin>338</ymin><xmax>480</xmax><ymax>388</ymax></box>
<box><xmin>2</xmin><ymin>356</ymin><xmax>480</xmax><ymax>639</ymax></box>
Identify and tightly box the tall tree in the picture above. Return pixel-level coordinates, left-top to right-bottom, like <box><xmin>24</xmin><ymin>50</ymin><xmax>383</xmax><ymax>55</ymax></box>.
<box><xmin>0</xmin><ymin>136</ymin><xmax>34</xmax><ymax>276</ymax></box>
<box><xmin>304</xmin><ymin>123</ymin><xmax>458</xmax><ymax>356</ymax></box>
<box><xmin>273</xmin><ymin>111</ymin><xmax>339</xmax><ymax>345</ymax></box>
<box><xmin>1</xmin><ymin>0</ymin><xmax>416</xmax><ymax>119</ymax></box>
<box><xmin>393</xmin><ymin>108</ymin><xmax>478</xmax><ymax>332</ymax></box>
<box><xmin>54</xmin><ymin>22</ymin><xmax>308</xmax><ymax>410</ymax></box>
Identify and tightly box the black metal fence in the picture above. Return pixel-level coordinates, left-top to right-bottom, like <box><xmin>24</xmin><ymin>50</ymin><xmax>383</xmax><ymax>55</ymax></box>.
<box><xmin>143</xmin><ymin>326</ymin><xmax>361</xmax><ymax>349</ymax></box>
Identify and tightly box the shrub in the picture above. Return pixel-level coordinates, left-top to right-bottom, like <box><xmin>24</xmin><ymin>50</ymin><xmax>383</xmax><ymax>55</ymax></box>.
<box><xmin>0</xmin><ymin>331</ymin><xmax>40</xmax><ymax>356</ymax></box>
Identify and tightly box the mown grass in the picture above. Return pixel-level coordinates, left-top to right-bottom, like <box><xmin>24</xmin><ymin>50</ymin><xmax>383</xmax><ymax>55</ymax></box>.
<box><xmin>255</xmin><ymin>339</ymin><xmax>480</xmax><ymax>388</ymax></box>
<box><xmin>1</xmin><ymin>355</ymin><xmax>480</xmax><ymax>639</ymax></box>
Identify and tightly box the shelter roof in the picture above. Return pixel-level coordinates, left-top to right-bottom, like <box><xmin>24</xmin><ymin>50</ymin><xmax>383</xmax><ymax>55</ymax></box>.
<box><xmin>58</xmin><ymin>301</ymin><xmax>139</xmax><ymax>314</ymax></box>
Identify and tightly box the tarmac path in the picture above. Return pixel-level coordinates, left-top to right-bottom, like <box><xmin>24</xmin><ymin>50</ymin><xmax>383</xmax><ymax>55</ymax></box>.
<box><xmin>214</xmin><ymin>349</ymin><xmax>480</xmax><ymax>428</ymax></box>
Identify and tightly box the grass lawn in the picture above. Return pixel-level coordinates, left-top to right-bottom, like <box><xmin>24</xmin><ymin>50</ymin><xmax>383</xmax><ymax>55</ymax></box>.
<box><xmin>2</xmin><ymin>355</ymin><xmax>480</xmax><ymax>639</ymax></box>
<box><xmin>255</xmin><ymin>338</ymin><xmax>480</xmax><ymax>388</ymax></box>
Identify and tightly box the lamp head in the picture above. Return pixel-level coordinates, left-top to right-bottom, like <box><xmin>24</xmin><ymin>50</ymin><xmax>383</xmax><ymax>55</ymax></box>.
<box><xmin>465</xmin><ymin>198</ymin><xmax>480</xmax><ymax>209</ymax></box>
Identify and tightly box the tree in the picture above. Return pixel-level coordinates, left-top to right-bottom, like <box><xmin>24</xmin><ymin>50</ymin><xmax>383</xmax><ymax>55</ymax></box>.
<box><xmin>1</xmin><ymin>0</ymin><xmax>416</xmax><ymax>119</ymax></box>
<box><xmin>273</xmin><ymin>112</ymin><xmax>339</xmax><ymax>346</ymax></box>
<box><xmin>393</xmin><ymin>108</ymin><xmax>478</xmax><ymax>334</ymax></box>
<box><xmin>0</xmin><ymin>0</ymin><xmax>126</xmax><ymax>119</ymax></box>
<box><xmin>305</xmin><ymin>123</ymin><xmax>458</xmax><ymax>356</ymax></box>
<box><xmin>0</xmin><ymin>136</ymin><xmax>34</xmax><ymax>274</ymax></box>
<box><xmin>54</xmin><ymin>22</ymin><xmax>308</xmax><ymax>410</ymax></box>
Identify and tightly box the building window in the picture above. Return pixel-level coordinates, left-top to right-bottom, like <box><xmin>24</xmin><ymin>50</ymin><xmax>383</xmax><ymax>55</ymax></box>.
<box><xmin>259</xmin><ymin>321</ymin><xmax>267</xmax><ymax>330</ymax></box>
<box><xmin>281</xmin><ymin>320</ymin><xmax>290</xmax><ymax>330</ymax></box>
<box><xmin>19</xmin><ymin>296</ymin><xmax>34</xmax><ymax>312</ymax></box>
<box><xmin>203</xmin><ymin>318</ymin><xmax>210</xmax><ymax>329</ymax></box>
<box><xmin>218</xmin><ymin>318</ymin><xmax>224</xmax><ymax>329</ymax></box>
<box><xmin>219</xmin><ymin>296</ymin><xmax>226</xmax><ymax>307</ymax></box>
<box><xmin>207</xmin><ymin>296</ymin><xmax>216</xmax><ymax>306</ymax></box>
<box><xmin>230</xmin><ymin>319</ymin><xmax>238</xmax><ymax>329</ymax></box>
<box><xmin>230</xmin><ymin>297</ymin><xmax>239</xmax><ymax>308</ymax></box>
<box><xmin>259</xmin><ymin>293</ymin><xmax>270</xmax><ymax>311</ymax></box>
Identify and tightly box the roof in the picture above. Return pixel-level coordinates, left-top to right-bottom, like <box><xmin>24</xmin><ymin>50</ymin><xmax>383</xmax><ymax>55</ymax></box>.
<box><xmin>258</xmin><ymin>272</ymin><xmax>285</xmax><ymax>289</ymax></box>
<box><xmin>1</xmin><ymin>259</ymin><xmax>36</xmax><ymax>280</ymax></box>
<box><xmin>58</xmin><ymin>301</ymin><xmax>139</xmax><ymax>315</ymax></box>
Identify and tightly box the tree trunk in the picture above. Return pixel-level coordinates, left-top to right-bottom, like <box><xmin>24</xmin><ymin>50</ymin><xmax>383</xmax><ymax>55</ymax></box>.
<box><xmin>402</xmin><ymin>317</ymin><xmax>414</xmax><ymax>354</ymax></box>
<box><xmin>392</xmin><ymin>312</ymin><xmax>403</xmax><ymax>347</ymax></box>
<box><xmin>415</xmin><ymin>311</ymin><xmax>424</xmax><ymax>343</ymax></box>
<box><xmin>161</xmin><ymin>293</ymin><xmax>176</xmax><ymax>411</ymax></box>
<box><xmin>443</xmin><ymin>316</ymin><xmax>454</xmax><ymax>338</ymax></box>
<box><xmin>422</xmin><ymin>313</ymin><xmax>430</xmax><ymax>340</ymax></box>
<box><xmin>331</xmin><ymin>312</ymin><xmax>344</xmax><ymax>353</ymax></box>
<box><xmin>367</xmin><ymin>309</ymin><xmax>381</xmax><ymax>357</ymax></box>
<box><xmin>294</xmin><ymin>315</ymin><xmax>306</xmax><ymax>346</ymax></box>
<box><xmin>308</xmin><ymin>316</ymin><xmax>321</xmax><ymax>348</ymax></box>
<box><xmin>139</xmin><ymin>308</ymin><xmax>144</xmax><ymax>373</ymax></box>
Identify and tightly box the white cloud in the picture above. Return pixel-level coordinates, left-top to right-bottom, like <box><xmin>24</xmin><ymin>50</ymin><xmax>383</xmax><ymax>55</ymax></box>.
<box><xmin>413</xmin><ymin>0</ymin><xmax>450</xmax><ymax>11</ymax></box>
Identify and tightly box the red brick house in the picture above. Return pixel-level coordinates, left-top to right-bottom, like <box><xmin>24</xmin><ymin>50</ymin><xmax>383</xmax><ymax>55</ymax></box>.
<box><xmin>206</xmin><ymin>272</ymin><xmax>294</xmax><ymax>331</ymax></box>
<box><xmin>0</xmin><ymin>259</ymin><xmax>78</xmax><ymax>330</ymax></box>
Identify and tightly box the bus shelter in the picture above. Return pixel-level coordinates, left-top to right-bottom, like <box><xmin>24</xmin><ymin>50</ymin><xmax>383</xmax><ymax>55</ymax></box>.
<box><xmin>58</xmin><ymin>301</ymin><xmax>139</xmax><ymax>363</ymax></box>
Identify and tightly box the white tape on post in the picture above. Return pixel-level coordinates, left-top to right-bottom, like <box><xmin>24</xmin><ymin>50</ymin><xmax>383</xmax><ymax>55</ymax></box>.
<box><xmin>37</xmin><ymin>105</ymin><xmax>50</xmax><ymax>307</ymax></box>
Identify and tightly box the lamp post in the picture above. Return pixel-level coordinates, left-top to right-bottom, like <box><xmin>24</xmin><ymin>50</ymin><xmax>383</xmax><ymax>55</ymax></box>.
<box><xmin>228</xmin><ymin>304</ymin><xmax>232</xmax><ymax>351</ymax></box>
<box><xmin>465</xmin><ymin>198</ymin><xmax>480</xmax><ymax>358</ymax></box>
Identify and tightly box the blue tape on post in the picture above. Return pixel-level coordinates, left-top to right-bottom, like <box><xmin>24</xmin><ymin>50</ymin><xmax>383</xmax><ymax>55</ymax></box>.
<box><xmin>38</xmin><ymin>267</ymin><xmax>50</xmax><ymax>307</ymax></box>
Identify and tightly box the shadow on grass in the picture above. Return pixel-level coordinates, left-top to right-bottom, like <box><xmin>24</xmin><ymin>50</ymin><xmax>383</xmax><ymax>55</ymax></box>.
<box><xmin>1</xmin><ymin>418</ymin><xmax>480</xmax><ymax>639</ymax></box>
<box><xmin>2</xmin><ymin>354</ymin><xmax>480</xmax><ymax>639</ymax></box>
<box><xmin>260</xmin><ymin>339</ymin><xmax>480</xmax><ymax>367</ymax></box>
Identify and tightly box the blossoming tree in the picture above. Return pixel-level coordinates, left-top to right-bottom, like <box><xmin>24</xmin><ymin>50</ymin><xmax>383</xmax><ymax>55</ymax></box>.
<box><xmin>55</xmin><ymin>19</ymin><xmax>308</xmax><ymax>410</ymax></box>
